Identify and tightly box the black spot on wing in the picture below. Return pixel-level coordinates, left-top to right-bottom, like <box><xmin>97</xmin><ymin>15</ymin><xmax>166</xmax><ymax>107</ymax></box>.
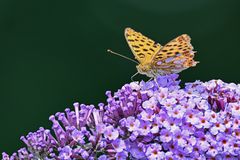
<box><xmin>137</xmin><ymin>53</ymin><xmax>145</xmax><ymax>58</ymax></box>
<box><xmin>155</xmin><ymin>56</ymin><xmax>163</xmax><ymax>60</ymax></box>
<box><xmin>161</xmin><ymin>50</ymin><xmax>168</xmax><ymax>52</ymax></box>
<box><xmin>132</xmin><ymin>45</ymin><xmax>140</xmax><ymax>48</ymax></box>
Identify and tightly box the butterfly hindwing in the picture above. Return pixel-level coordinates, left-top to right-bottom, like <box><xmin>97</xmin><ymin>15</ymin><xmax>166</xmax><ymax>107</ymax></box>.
<box><xmin>125</xmin><ymin>28</ymin><xmax>161</xmax><ymax>65</ymax></box>
<box><xmin>151</xmin><ymin>34</ymin><xmax>198</xmax><ymax>74</ymax></box>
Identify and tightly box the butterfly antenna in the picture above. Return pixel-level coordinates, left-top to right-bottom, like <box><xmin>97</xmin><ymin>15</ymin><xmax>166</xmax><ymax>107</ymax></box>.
<box><xmin>107</xmin><ymin>49</ymin><xmax>139</xmax><ymax>64</ymax></box>
<box><xmin>131</xmin><ymin>72</ymin><xmax>139</xmax><ymax>81</ymax></box>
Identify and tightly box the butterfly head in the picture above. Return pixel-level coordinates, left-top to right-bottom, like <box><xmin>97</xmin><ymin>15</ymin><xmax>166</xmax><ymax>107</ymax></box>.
<box><xmin>136</xmin><ymin>64</ymin><xmax>156</xmax><ymax>77</ymax></box>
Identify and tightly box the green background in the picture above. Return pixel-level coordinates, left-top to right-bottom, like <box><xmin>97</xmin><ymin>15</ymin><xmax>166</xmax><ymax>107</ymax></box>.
<box><xmin>0</xmin><ymin>0</ymin><xmax>239</xmax><ymax>154</ymax></box>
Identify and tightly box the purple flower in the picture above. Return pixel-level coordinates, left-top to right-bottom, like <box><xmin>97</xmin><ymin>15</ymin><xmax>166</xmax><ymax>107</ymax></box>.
<box><xmin>167</xmin><ymin>105</ymin><xmax>185</xmax><ymax>119</ymax></box>
<box><xmin>104</xmin><ymin>126</ymin><xmax>119</xmax><ymax>140</ymax></box>
<box><xmin>58</xmin><ymin>146</ymin><xmax>72</xmax><ymax>160</ymax></box>
<box><xmin>206</xmin><ymin>143</ymin><xmax>218</xmax><ymax>157</ymax></box>
<box><xmin>115</xmin><ymin>151</ymin><xmax>128</xmax><ymax>160</ymax></box>
<box><xmin>150</xmin><ymin>117</ymin><xmax>161</xmax><ymax>134</ymax></box>
<box><xmin>173</xmin><ymin>129</ymin><xmax>187</xmax><ymax>148</ymax></box>
<box><xmin>195</xmin><ymin>131</ymin><xmax>210</xmax><ymax>152</ymax></box>
<box><xmin>138</xmin><ymin>120</ymin><xmax>151</xmax><ymax>136</ymax></box>
<box><xmin>230</xmin><ymin>102</ymin><xmax>240</xmax><ymax>118</ymax></box>
<box><xmin>146</xmin><ymin>144</ymin><xmax>164</xmax><ymax>159</ymax></box>
<box><xmin>209</xmin><ymin>121</ymin><xmax>226</xmax><ymax>135</ymax></box>
<box><xmin>157</xmin><ymin>87</ymin><xmax>169</xmax><ymax>100</ymax></box>
<box><xmin>160</xmin><ymin>129</ymin><xmax>172</xmax><ymax>143</ymax></box>
<box><xmin>2</xmin><ymin>74</ymin><xmax>240</xmax><ymax>159</ymax></box>
<box><xmin>142</xmin><ymin>97</ymin><xmax>159</xmax><ymax>110</ymax></box>
<box><xmin>71</xmin><ymin>129</ymin><xmax>84</xmax><ymax>144</ymax></box>
<box><xmin>162</xmin><ymin>117</ymin><xmax>181</xmax><ymax>132</ymax></box>
<box><xmin>140</xmin><ymin>109</ymin><xmax>155</xmax><ymax>121</ymax></box>
<box><xmin>185</xmin><ymin>109</ymin><xmax>201</xmax><ymax>125</ymax></box>
<box><xmin>195</xmin><ymin>115</ymin><xmax>211</xmax><ymax>129</ymax></box>
<box><xmin>216</xmin><ymin>133</ymin><xmax>232</xmax><ymax>151</ymax></box>
<box><xmin>125</xmin><ymin>116</ymin><xmax>140</xmax><ymax>132</ymax></box>
<box><xmin>183</xmin><ymin>136</ymin><xmax>196</xmax><ymax>154</ymax></box>
<box><xmin>112</xmin><ymin>139</ymin><xmax>126</xmax><ymax>153</ymax></box>
<box><xmin>128</xmin><ymin>142</ymin><xmax>146</xmax><ymax>159</ymax></box>
<box><xmin>204</xmin><ymin>110</ymin><xmax>218</xmax><ymax>123</ymax></box>
<box><xmin>160</xmin><ymin>97</ymin><xmax>177</xmax><ymax>110</ymax></box>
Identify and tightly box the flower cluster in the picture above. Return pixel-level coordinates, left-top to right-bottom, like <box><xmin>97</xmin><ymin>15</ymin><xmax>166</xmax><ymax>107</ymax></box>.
<box><xmin>2</xmin><ymin>74</ymin><xmax>240</xmax><ymax>159</ymax></box>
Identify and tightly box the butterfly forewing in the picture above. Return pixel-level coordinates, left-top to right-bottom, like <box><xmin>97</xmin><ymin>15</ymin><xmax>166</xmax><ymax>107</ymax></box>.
<box><xmin>125</xmin><ymin>28</ymin><xmax>162</xmax><ymax>65</ymax></box>
<box><xmin>152</xmin><ymin>34</ymin><xmax>197</xmax><ymax>74</ymax></box>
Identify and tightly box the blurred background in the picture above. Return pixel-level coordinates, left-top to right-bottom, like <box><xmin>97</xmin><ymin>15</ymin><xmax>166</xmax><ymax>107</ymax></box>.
<box><xmin>0</xmin><ymin>0</ymin><xmax>239</xmax><ymax>153</ymax></box>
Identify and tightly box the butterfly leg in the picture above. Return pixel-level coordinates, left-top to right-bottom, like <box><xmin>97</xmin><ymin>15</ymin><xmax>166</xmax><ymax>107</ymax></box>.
<box><xmin>131</xmin><ymin>72</ymin><xmax>139</xmax><ymax>82</ymax></box>
<box><xmin>147</xmin><ymin>77</ymin><xmax>153</xmax><ymax>82</ymax></box>
<box><xmin>154</xmin><ymin>78</ymin><xmax>161</xmax><ymax>90</ymax></box>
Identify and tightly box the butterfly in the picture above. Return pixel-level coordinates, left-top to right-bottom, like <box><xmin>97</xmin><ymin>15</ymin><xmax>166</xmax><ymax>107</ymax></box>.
<box><xmin>123</xmin><ymin>28</ymin><xmax>199</xmax><ymax>78</ymax></box>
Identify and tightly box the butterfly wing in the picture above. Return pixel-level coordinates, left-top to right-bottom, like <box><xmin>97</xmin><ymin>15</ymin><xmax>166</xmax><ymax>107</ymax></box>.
<box><xmin>151</xmin><ymin>34</ymin><xmax>198</xmax><ymax>74</ymax></box>
<box><xmin>125</xmin><ymin>28</ymin><xmax>162</xmax><ymax>65</ymax></box>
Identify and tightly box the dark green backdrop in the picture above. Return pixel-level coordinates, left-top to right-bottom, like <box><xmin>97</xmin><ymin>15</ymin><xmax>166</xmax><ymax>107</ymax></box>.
<box><xmin>0</xmin><ymin>0</ymin><xmax>240</xmax><ymax>153</ymax></box>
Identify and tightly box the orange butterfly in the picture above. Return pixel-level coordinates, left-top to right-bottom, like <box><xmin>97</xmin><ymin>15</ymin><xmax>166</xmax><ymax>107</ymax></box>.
<box><xmin>108</xmin><ymin>28</ymin><xmax>198</xmax><ymax>78</ymax></box>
